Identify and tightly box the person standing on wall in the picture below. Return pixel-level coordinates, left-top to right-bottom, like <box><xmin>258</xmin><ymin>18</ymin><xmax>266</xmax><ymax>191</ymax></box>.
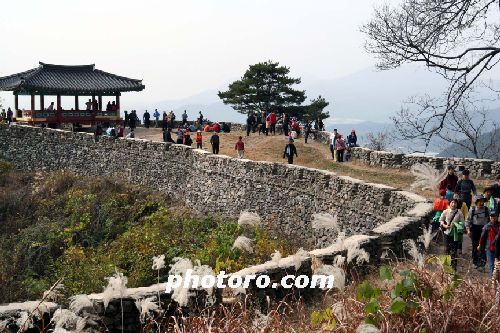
<box><xmin>210</xmin><ymin>131</ymin><xmax>220</xmax><ymax>154</ymax></box>
<box><xmin>283</xmin><ymin>138</ymin><xmax>298</xmax><ymax>164</ymax></box>
<box><xmin>182</xmin><ymin>110</ymin><xmax>188</xmax><ymax>125</ymax></box>
<box><xmin>153</xmin><ymin>109</ymin><xmax>160</xmax><ymax>128</ymax></box>
<box><xmin>128</xmin><ymin>110</ymin><xmax>138</xmax><ymax>131</ymax></box>
<box><xmin>198</xmin><ymin>111</ymin><xmax>204</xmax><ymax>126</ymax></box>
<box><xmin>466</xmin><ymin>195</ymin><xmax>489</xmax><ymax>269</ymax></box>
<box><xmin>235</xmin><ymin>136</ymin><xmax>245</xmax><ymax>159</ymax></box>
<box><xmin>143</xmin><ymin>110</ymin><xmax>151</xmax><ymax>129</ymax></box>
<box><xmin>455</xmin><ymin>169</ymin><xmax>477</xmax><ymax>209</ymax></box>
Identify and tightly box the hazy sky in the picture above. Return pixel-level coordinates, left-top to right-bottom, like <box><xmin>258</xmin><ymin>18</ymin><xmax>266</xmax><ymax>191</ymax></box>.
<box><xmin>0</xmin><ymin>0</ymin><xmax>393</xmax><ymax>109</ymax></box>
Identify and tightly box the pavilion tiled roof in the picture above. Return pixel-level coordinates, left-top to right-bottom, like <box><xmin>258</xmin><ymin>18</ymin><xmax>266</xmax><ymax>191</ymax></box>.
<box><xmin>0</xmin><ymin>62</ymin><xmax>145</xmax><ymax>95</ymax></box>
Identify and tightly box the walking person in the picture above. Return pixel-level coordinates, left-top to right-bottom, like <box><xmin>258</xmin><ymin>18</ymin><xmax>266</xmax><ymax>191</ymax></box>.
<box><xmin>439</xmin><ymin>199</ymin><xmax>466</xmax><ymax>271</ymax></box>
<box><xmin>439</xmin><ymin>165</ymin><xmax>459</xmax><ymax>193</ymax></box>
<box><xmin>195</xmin><ymin>130</ymin><xmax>203</xmax><ymax>149</ymax></box>
<box><xmin>210</xmin><ymin>132</ymin><xmax>220</xmax><ymax>154</ymax></box>
<box><xmin>283</xmin><ymin>138</ymin><xmax>298</xmax><ymax>164</ymax></box>
<box><xmin>235</xmin><ymin>136</ymin><xmax>245</xmax><ymax>159</ymax></box>
<box><xmin>455</xmin><ymin>169</ymin><xmax>477</xmax><ymax>209</ymax></box>
<box><xmin>265</xmin><ymin>113</ymin><xmax>271</xmax><ymax>136</ymax></box>
<box><xmin>466</xmin><ymin>195</ymin><xmax>490</xmax><ymax>269</ymax></box>
<box><xmin>304</xmin><ymin>122</ymin><xmax>311</xmax><ymax>144</ymax></box>
<box><xmin>478</xmin><ymin>210</ymin><xmax>499</xmax><ymax>278</ymax></box>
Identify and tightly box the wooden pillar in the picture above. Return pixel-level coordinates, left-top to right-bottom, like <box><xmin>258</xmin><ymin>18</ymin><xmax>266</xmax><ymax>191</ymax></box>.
<box><xmin>56</xmin><ymin>94</ymin><xmax>62</xmax><ymax>124</ymax></box>
<box><xmin>40</xmin><ymin>95</ymin><xmax>44</xmax><ymax>111</ymax></box>
<box><xmin>98</xmin><ymin>96</ymin><xmax>102</xmax><ymax>111</ymax></box>
<box><xmin>31</xmin><ymin>94</ymin><xmax>35</xmax><ymax>111</ymax></box>
<box><xmin>116</xmin><ymin>94</ymin><xmax>120</xmax><ymax>112</ymax></box>
<box><xmin>75</xmin><ymin>96</ymin><xmax>79</xmax><ymax>111</ymax></box>
<box><xmin>14</xmin><ymin>93</ymin><xmax>18</xmax><ymax>110</ymax></box>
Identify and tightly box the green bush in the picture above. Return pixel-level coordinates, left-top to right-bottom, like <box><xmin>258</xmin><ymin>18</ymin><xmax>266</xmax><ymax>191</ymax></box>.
<box><xmin>0</xmin><ymin>171</ymin><xmax>294</xmax><ymax>301</ymax></box>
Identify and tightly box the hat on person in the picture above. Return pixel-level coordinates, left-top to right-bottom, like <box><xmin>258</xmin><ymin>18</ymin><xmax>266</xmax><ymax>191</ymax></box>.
<box><xmin>490</xmin><ymin>210</ymin><xmax>499</xmax><ymax>217</ymax></box>
<box><xmin>475</xmin><ymin>194</ymin><xmax>487</xmax><ymax>202</ymax></box>
<box><xmin>447</xmin><ymin>165</ymin><xmax>456</xmax><ymax>170</ymax></box>
<box><xmin>439</xmin><ymin>189</ymin><xmax>446</xmax><ymax>197</ymax></box>
<box><xmin>351</xmin><ymin>129</ymin><xmax>356</xmax><ymax>132</ymax></box>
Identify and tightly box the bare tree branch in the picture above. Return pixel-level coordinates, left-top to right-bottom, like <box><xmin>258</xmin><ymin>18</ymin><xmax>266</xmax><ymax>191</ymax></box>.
<box><xmin>362</xmin><ymin>0</ymin><xmax>500</xmax><ymax>146</ymax></box>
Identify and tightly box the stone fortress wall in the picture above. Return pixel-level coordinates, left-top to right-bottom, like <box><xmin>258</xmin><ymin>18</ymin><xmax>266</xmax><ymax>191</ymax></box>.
<box><xmin>0</xmin><ymin>124</ymin><xmax>432</xmax><ymax>332</ymax></box>
<box><xmin>313</xmin><ymin>130</ymin><xmax>499</xmax><ymax>178</ymax></box>
<box><xmin>0</xmin><ymin>124</ymin><xmax>428</xmax><ymax>247</ymax></box>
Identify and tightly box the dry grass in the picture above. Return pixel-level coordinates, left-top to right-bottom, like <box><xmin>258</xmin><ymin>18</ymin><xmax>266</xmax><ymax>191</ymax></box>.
<box><xmin>133</xmin><ymin>261</ymin><xmax>500</xmax><ymax>333</ymax></box>
<box><xmin>135</xmin><ymin>128</ymin><xmax>480</xmax><ymax>199</ymax></box>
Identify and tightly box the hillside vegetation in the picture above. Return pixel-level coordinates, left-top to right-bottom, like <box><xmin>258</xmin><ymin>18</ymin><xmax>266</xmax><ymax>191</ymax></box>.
<box><xmin>0</xmin><ymin>162</ymin><xmax>294</xmax><ymax>303</ymax></box>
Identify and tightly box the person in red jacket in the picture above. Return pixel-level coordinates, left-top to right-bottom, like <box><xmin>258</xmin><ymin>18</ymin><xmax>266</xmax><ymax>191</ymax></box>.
<box><xmin>213</xmin><ymin>122</ymin><xmax>220</xmax><ymax>132</ymax></box>
<box><xmin>195</xmin><ymin>130</ymin><xmax>203</xmax><ymax>149</ymax></box>
<box><xmin>269</xmin><ymin>111</ymin><xmax>277</xmax><ymax>135</ymax></box>
<box><xmin>439</xmin><ymin>165</ymin><xmax>459</xmax><ymax>193</ymax></box>
<box><xmin>235</xmin><ymin>136</ymin><xmax>245</xmax><ymax>159</ymax></box>
<box><xmin>478</xmin><ymin>211</ymin><xmax>499</xmax><ymax>278</ymax></box>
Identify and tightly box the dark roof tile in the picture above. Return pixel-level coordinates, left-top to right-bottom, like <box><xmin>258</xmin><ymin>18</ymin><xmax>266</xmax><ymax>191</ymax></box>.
<box><xmin>0</xmin><ymin>62</ymin><xmax>145</xmax><ymax>94</ymax></box>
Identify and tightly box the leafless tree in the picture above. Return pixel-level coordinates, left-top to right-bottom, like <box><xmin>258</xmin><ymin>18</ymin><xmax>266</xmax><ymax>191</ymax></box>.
<box><xmin>396</xmin><ymin>95</ymin><xmax>499</xmax><ymax>158</ymax></box>
<box><xmin>361</xmin><ymin>0</ymin><xmax>500</xmax><ymax>147</ymax></box>
<box><xmin>365</xmin><ymin>131</ymin><xmax>393</xmax><ymax>151</ymax></box>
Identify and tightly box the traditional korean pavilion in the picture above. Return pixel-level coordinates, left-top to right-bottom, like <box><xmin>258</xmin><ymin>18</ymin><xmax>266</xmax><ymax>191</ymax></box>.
<box><xmin>0</xmin><ymin>62</ymin><xmax>145</xmax><ymax>125</ymax></box>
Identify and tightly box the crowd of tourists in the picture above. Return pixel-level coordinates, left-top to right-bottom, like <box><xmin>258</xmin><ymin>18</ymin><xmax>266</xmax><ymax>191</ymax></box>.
<box><xmin>329</xmin><ymin>128</ymin><xmax>358</xmax><ymax>162</ymax></box>
<box><xmin>432</xmin><ymin>167</ymin><xmax>500</xmax><ymax>282</ymax></box>
<box><xmin>244</xmin><ymin>111</ymin><xmax>325</xmax><ymax>138</ymax></box>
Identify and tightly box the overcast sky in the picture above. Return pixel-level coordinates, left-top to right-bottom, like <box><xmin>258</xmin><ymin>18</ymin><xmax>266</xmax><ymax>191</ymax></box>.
<box><xmin>0</xmin><ymin>0</ymin><xmax>394</xmax><ymax>109</ymax></box>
